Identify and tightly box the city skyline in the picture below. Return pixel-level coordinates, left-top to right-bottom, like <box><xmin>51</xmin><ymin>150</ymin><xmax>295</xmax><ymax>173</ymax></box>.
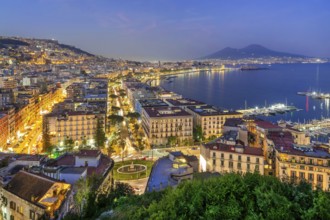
<box><xmin>1</xmin><ymin>0</ymin><xmax>330</xmax><ymax>60</ymax></box>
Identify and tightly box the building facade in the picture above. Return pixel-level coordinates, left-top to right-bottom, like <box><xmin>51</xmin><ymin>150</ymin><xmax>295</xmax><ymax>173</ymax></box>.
<box><xmin>187</xmin><ymin>105</ymin><xmax>243</xmax><ymax>138</ymax></box>
<box><xmin>275</xmin><ymin>146</ymin><xmax>330</xmax><ymax>191</ymax></box>
<box><xmin>45</xmin><ymin>111</ymin><xmax>99</xmax><ymax>147</ymax></box>
<box><xmin>142</xmin><ymin>107</ymin><xmax>193</xmax><ymax>146</ymax></box>
<box><xmin>200</xmin><ymin>143</ymin><xmax>264</xmax><ymax>175</ymax></box>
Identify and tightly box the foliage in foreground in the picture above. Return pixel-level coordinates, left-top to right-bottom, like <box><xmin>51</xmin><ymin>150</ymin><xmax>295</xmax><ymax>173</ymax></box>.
<box><xmin>108</xmin><ymin>173</ymin><xmax>330</xmax><ymax>220</ymax></box>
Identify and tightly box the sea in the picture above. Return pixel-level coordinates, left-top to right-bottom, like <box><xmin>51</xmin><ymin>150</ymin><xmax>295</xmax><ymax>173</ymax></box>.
<box><xmin>160</xmin><ymin>63</ymin><xmax>330</xmax><ymax>123</ymax></box>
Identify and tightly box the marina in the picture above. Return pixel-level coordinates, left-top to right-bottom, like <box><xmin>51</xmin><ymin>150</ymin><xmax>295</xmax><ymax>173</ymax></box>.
<box><xmin>297</xmin><ymin>91</ymin><xmax>330</xmax><ymax>99</ymax></box>
<box><xmin>237</xmin><ymin>103</ymin><xmax>300</xmax><ymax>117</ymax></box>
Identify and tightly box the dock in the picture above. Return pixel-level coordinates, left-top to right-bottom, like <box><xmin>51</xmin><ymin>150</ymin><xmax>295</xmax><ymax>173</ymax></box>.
<box><xmin>238</xmin><ymin>103</ymin><xmax>300</xmax><ymax>117</ymax></box>
<box><xmin>297</xmin><ymin>91</ymin><xmax>330</xmax><ymax>99</ymax></box>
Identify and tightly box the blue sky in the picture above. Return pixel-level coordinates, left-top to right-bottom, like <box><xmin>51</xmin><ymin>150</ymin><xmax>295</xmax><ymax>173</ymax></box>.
<box><xmin>1</xmin><ymin>0</ymin><xmax>329</xmax><ymax>60</ymax></box>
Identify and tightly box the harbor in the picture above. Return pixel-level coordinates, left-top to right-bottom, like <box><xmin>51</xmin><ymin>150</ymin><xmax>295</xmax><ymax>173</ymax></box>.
<box><xmin>238</xmin><ymin>103</ymin><xmax>300</xmax><ymax>117</ymax></box>
<box><xmin>297</xmin><ymin>91</ymin><xmax>330</xmax><ymax>99</ymax></box>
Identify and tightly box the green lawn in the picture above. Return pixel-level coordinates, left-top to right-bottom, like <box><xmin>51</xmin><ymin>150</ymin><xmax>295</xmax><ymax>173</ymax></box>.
<box><xmin>113</xmin><ymin>159</ymin><xmax>154</xmax><ymax>180</ymax></box>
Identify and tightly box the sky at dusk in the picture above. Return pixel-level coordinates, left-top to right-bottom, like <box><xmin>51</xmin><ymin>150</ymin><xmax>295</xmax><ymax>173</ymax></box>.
<box><xmin>1</xmin><ymin>0</ymin><xmax>330</xmax><ymax>61</ymax></box>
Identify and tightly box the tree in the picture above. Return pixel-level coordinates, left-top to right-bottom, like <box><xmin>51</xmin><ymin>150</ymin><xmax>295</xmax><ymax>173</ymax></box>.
<box><xmin>110</xmin><ymin>94</ymin><xmax>118</xmax><ymax>99</ymax></box>
<box><xmin>81</xmin><ymin>138</ymin><xmax>87</xmax><ymax>148</ymax></box>
<box><xmin>74</xmin><ymin>175</ymin><xmax>103</xmax><ymax>218</ymax></box>
<box><xmin>126</xmin><ymin>112</ymin><xmax>140</xmax><ymax>121</ymax></box>
<box><xmin>95</xmin><ymin>118</ymin><xmax>106</xmax><ymax>148</ymax></box>
<box><xmin>167</xmin><ymin>136</ymin><xmax>177</xmax><ymax>147</ymax></box>
<box><xmin>193</xmin><ymin>125</ymin><xmax>204</xmax><ymax>142</ymax></box>
<box><xmin>119</xmin><ymin>91</ymin><xmax>126</xmax><ymax>97</ymax></box>
<box><xmin>108</xmin><ymin>114</ymin><xmax>124</xmax><ymax>126</ymax></box>
<box><xmin>64</xmin><ymin>138</ymin><xmax>74</xmax><ymax>151</ymax></box>
<box><xmin>111</xmin><ymin>106</ymin><xmax>121</xmax><ymax>113</ymax></box>
<box><xmin>107</xmin><ymin>173</ymin><xmax>330</xmax><ymax>220</ymax></box>
<box><xmin>43</xmin><ymin>118</ymin><xmax>53</xmax><ymax>154</ymax></box>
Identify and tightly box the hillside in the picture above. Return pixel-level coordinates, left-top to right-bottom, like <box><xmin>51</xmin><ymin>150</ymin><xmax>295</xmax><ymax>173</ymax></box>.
<box><xmin>0</xmin><ymin>36</ymin><xmax>95</xmax><ymax>57</ymax></box>
<box><xmin>203</xmin><ymin>44</ymin><xmax>306</xmax><ymax>59</ymax></box>
<box><xmin>64</xmin><ymin>173</ymin><xmax>330</xmax><ymax>220</ymax></box>
<box><xmin>58</xmin><ymin>43</ymin><xmax>95</xmax><ymax>57</ymax></box>
<box><xmin>0</xmin><ymin>38</ymin><xmax>30</xmax><ymax>48</ymax></box>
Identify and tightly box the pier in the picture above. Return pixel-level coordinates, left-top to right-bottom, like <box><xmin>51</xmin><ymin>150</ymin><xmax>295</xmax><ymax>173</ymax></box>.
<box><xmin>238</xmin><ymin>103</ymin><xmax>300</xmax><ymax>117</ymax></box>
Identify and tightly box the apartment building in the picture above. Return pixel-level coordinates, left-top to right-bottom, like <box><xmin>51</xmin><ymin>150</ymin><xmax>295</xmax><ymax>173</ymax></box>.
<box><xmin>44</xmin><ymin>111</ymin><xmax>101</xmax><ymax>147</ymax></box>
<box><xmin>0</xmin><ymin>171</ymin><xmax>71</xmax><ymax>220</ymax></box>
<box><xmin>270</xmin><ymin>134</ymin><xmax>330</xmax><ymax>190</ymax></box>
<box><xmin>186</xmin><ymin>105</ymin><xmax>243</xmax><ymax>138</ymax></box>
<box><xmin>200</xmin><ymin>143</ymin><xmax>264</xmax><ymax>175</ymax></box>
<box><xmin>142</xmin><ymin>107</ymin><xmax>193</xmax><ymax>146</ymax></box>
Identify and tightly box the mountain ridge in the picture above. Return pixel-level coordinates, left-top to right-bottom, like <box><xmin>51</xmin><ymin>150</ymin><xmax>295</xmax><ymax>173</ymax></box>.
<box><xmin>202</xmin><ymin>44</ymin><xmax>307</xmax><ymax>59</ymax></box>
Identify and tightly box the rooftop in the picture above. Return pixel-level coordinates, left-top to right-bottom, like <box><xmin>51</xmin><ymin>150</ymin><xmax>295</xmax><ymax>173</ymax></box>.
<box><xmin>76</xmin><ymin>149</ymin><xmax>101</xmax><ymax>158</ymax></box>
<box><xmin>143</xmin><ymin>107</ymin><xmax>192</xmax><ymax>118</ymax></box>
<box><xmin>60</xmin><ymin>167</ymin><xmax>87</xmax><ymax>174</ymax></box>
<box><xmin>255</xmin><ymin>120</ymin><xmax>282</xmax><ymax>130</ymax></box>
<box><xmin>223</xmin><ymin>118</ymin><xmax>245</xmax><ymax>127</ymax></box>
<box><xmin>204</xmin><ymin>143</ymin><xmax>263</xmax><ymax>157</ymax></box>
<box><xmin>84</xmin><ymin>94</ymin><xmax>107</xmax><ymax>99</ymax></box>
<box><xmin>4</xmin><ymin>171</ymin><xmax>57</xmax><ymax>207</ymax></box>
<box><xmin>138</xmin><ymin>99</ymin><xmax>169</xmax><ymax>107</ymax></box>
<box><xmin>45</xmin><ymin>150</ymin><xmax>112</xmax><ymax>177</ymax></box>
<box><xmin>188</xmin><ymin>105</ymin><xmax>241</xmax><ymax>116</ymax></box>
<box><xmin>165</xmin><ymin>98</ymin><xmax>205</xmax><ymax>107</ymax></box>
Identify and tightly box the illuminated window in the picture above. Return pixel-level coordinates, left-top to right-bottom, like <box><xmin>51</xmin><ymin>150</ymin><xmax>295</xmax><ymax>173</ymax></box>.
<box><xmin>16</xmin><ymin>205</ymin><xmax>23</xmax><ymax>214</ymax></box>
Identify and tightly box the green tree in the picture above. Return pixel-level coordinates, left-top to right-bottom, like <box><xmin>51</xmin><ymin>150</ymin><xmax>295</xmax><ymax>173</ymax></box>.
<box><xmin>126</xmin><ymin>112</ymin><xmax>140</xmax><ymax>122</ymax></box>
<box><xmin>119</xmin><ymin>91</ymin><xmax>126</xmax><ymax>97</ymax></box>
<box><xmin>111</xmin><ymin>106</ymin><xmax>121</xmax><ymax>113</ymax></box>
<box><xmin>193</xmin><ymin>125</ymin><xmax>204</xmax><ymax>142</ymax></box>
<box><xmin>110</xmin><ymin>94</ymin><xmax>118</xmax><ymax>99</ymax></box>
<box><xmin>108</xmin><ymin>114</ymin><xmax>124</xmax><ymax>126</ymax></box>
<box><xmin>74</xmin><ymin>175</ymin><xmax>103</xmax><ymax>218</ymax></box>
<box><xmin>167</xmin><ymin>136</ymin><xmax>177</xmax><ymax>147</ymax></box>
<box><xmin>81</xmin><ymin>138</ymin><xmax>87</xmax><ymax>148</ymax></box>
<box><xmin>95</xmin><ymin>118</ymin><xmax>106</xmax><ymax>148</ymax></box>
<box><xmin>64</xmin><ymin>138</ymin><xmax>74</xmax><ymax>152</ymax></box>
<box><xmin>107</xmin><ymin>173</ymin><xmax>330</xmax><ymax>220</ymax></box>
<box><xmin>43</xmin><ymin>118</ymin><xmax>53</xmax><ymax>154</ymax></box>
